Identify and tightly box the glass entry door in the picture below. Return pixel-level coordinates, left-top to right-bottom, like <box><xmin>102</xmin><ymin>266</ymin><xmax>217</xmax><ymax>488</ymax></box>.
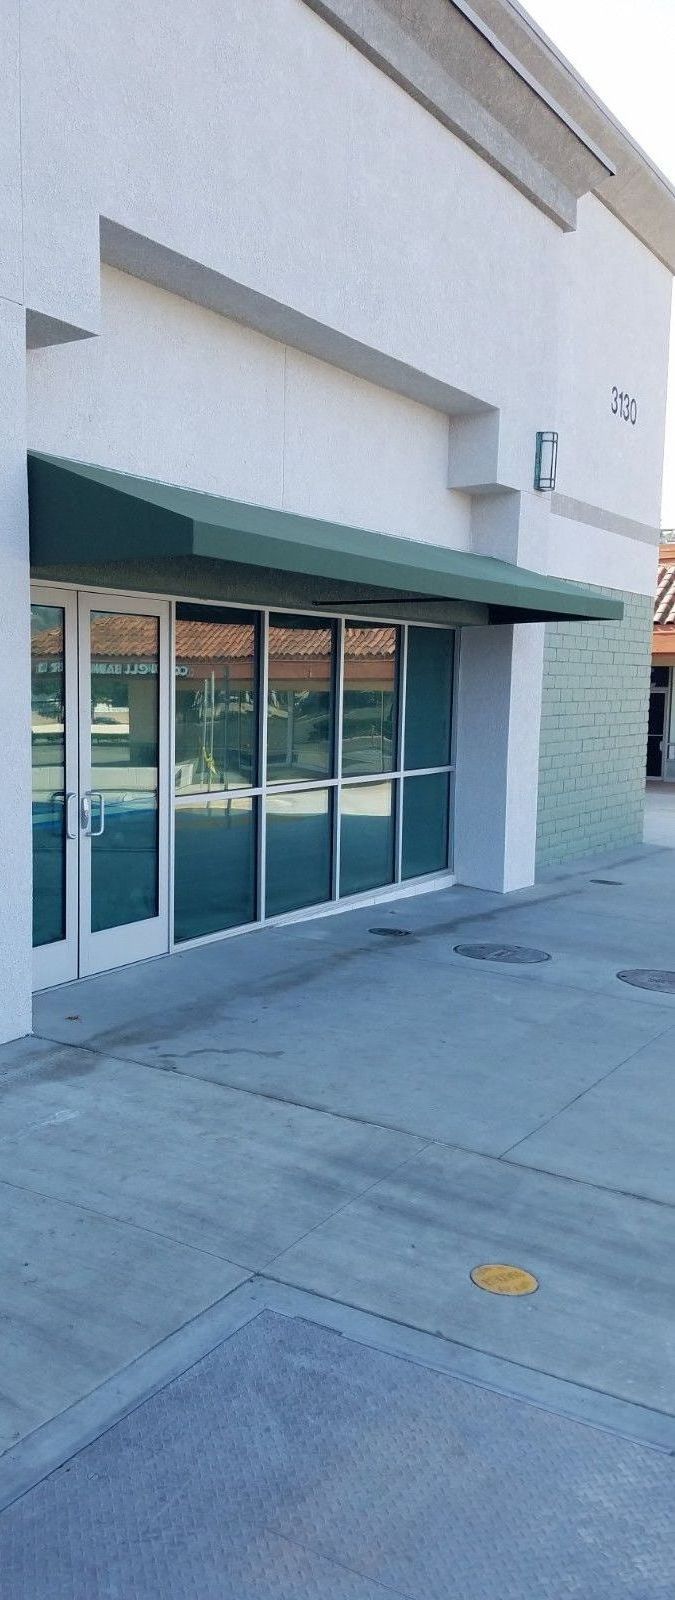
<box><xmin>31</xmin><ymin>587</ymin><xmax>170</xmax><ymax>988</ymax></box>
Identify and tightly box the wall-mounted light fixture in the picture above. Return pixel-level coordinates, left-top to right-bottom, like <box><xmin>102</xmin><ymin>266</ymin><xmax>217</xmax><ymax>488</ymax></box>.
<box><xmin>534</xmin><ymin>431</ymin><xmax>558</xmax><ymax>492</ymax></box>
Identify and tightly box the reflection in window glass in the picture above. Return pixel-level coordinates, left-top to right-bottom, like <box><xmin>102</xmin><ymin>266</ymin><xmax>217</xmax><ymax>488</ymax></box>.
<box><xmin>31</xmin><ymin>604</ymin><xmax>66</xmax><ymax>948</ymax></box>
<box><xmin>402</xmin><ymin>773</ymin><xmax>449</xmax><ymax>880</ymax></box>
<box><xmin>342</xmin><ymin>626</ymin><xmax>397</xmax><ymax>776</ymax></box>
<box><xmin>404</xmin><ymin>627</ymin><xmax>453</xmax><ymax>770</ymax></box>
<box><xmin>266</xmin><ymin>616</ymin><xmax>334</xmax><ymax>783</ymax></box>
<box><xmin>89</xmin><ymin>611</ymin><xmax>159</xmax><ymax>933</ymax></box>
<box><xmin>174</xmin><ymin>797</ymin><xmax>256</xmax><ymax>941</ymax></box>
<box><xmin>175</xmin><ymin>604</ymin><xmax>257</xmax><ymax>793</ymax></box>
<box><xmin>340</xmin><ymin>781</ymin><xmax>395</xmax><ymax>897</ymax></box>
<box><xmin>265</xmin><ymin>788</ymin><xmax>332</xmax><ymax>916</ymax></box>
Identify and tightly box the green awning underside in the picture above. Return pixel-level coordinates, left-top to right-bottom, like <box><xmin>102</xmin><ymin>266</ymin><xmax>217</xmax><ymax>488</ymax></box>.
<box><xmin>28</xmin><ymin>453</ymin><xmax>623</xmax><ymax>625</ymax></box>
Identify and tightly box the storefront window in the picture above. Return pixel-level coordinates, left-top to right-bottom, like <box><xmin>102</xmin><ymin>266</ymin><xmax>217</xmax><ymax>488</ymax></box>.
<box><xmin>404</xmin><ymin>626</ymin><xmax>453</xmax><ymax>770</ymax></box>
<box><xmin>402</xmin><ymin>773</ymin><xmax>450</xmax><ymax>879</ymax></box>
<box><xmin>342</xmin><ymin>626</ymin><xmax>398</xmax><ymax>776</ymax></box>
<box><xmin>175</xmin><ymin>604</ymin><xmax>258</xmax><ymax>793</ymax></box>
<box><xmin>266</xmin><ymin>616</ymin><xmax>335</xmax><ymax>783</ymax></box>
<box><xmin>174</xmin><ymin>610</ymin><xmax>454</xmax><ymax>943</ymax></box>
<box><xmin>340</xmin><ymin>781</ymin><xmax>395</xmax><ymax>897</ymax></box>
<box><xmin>174</xmin><ymin>797</ymin><xmax>257</xmax><ymax>941</ymax></box>
<box><xmin>265</xmin><ymin>788</ymin><xmax>333</xmax><ymax>915</ymax></box>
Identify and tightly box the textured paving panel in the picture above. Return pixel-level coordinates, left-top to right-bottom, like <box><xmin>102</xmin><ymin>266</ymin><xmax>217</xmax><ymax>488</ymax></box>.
<box><xmin>2</xmin><ymin>1311</ymin><xmax>674</xmax><ymax>1600</ymax></box>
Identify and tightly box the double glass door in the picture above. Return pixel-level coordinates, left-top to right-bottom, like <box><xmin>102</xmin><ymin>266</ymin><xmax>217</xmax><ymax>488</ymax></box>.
<box><xmin>31</xmin><ymin>587</ymin><xmax>170</xmax><ymax>989</ymax></box>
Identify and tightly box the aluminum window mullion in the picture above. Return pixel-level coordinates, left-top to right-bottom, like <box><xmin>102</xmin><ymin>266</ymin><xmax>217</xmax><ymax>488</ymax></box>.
<box><xmin>168</xmin><ymin>601</ymin><xmax>177</xmax><ymax>953</ymax></box>
<box><xmin>394</xmin><ymin>625</ymin><xmax>408</xmax><ymax>882</ymax></box>
<box><xmin>447</xmin><ymin>629</ymin><xmax>460</xmax><ymax>872</ymax></box>
<box><xmin>257</xmin><ymin>609</ymin><xmax>269</xmax><ymax>922</ymax></box>
<box><xmin>264</xmin><ymin>778</ymin><xmax>339</xmax><ymax>795</ymax></box>
<box><xmin>339</xmin><ymin>764</ymin><xmax>454</xmax><ymax>787</ymax></box>
<box><xmin>333</xmin><ymin>617</ymin><xmax>345</xmax><ymax>900</ymax></box>
<box><xmin>174</xmin><ymin>787</ymin><xmax>264</xmax><ymax>805</ymax></box>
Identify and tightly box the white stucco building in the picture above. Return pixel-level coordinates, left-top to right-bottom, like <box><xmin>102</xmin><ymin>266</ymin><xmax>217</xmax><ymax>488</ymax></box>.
<box><xmin>2</xmin><ymin>0</ymin><xmax>674</xmax><ymax>1043</ymax></box>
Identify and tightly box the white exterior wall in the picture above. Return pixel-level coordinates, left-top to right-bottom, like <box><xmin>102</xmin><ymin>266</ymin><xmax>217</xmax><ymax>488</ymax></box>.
<box><xmin>20</xmin><ymin>0</ymin><xmax>559</xmax><ymax>436</ymax></box>
<box><xmin>27</xmin><ymin>270</ymin><xmax>473</xmax><ymax>552</ymax></box>
<box><xmin>556</xmin><ymin>197</ymin><xmax>671</xmax><ymax>535</ymax></box>
<box><xmin>0</xmin><ymin>303</ymin><xmax>33</xmax><ymax>1043</ymax></box>
<box><xmin>0</xmin><ymin>3</ymin><xmax>32</xmax><ymax>1042</ymax></box>
<box><xmin>0</xmin><ymin>0</ymin><xmax>671</xmax><ymax>1038</ymax></box>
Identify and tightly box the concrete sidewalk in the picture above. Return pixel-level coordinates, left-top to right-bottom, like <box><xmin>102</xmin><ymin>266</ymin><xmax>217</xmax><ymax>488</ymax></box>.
<box><xmin>645</xmin><ymin>778</ymin><xmax>675</xmax><ymax>846</ymax></box>
<box><xmin>2</xmin><ymin>840</ymin><xmax>675</xmax><ymax>1592</ymax></box>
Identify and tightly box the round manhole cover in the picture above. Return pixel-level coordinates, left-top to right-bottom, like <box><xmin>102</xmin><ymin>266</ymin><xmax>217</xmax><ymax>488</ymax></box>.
<box><xmin>454</xmin><ymin>943</ymin><xmax>551</xmax><ymax>965</ymax></box>
<box><xmin>470</xmin><ymin>1264</ymin><xmax>539</xmax><ymax>1296</ymax></box>
<box><xmin>369</xmin><ymin>927</ymin><xmax>412</xmax><ymax>938</ymax></box>
<box><xmin>617</xmin><ymin>969</ymin><xmax>675</xmax><ymax>994</ymax></box>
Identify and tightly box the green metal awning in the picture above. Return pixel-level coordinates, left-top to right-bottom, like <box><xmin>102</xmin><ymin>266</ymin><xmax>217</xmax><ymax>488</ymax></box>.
<box><xmin>28</xmin><ymin>453</ymin><xmax>623</xmax><ymax>624</ymax></box>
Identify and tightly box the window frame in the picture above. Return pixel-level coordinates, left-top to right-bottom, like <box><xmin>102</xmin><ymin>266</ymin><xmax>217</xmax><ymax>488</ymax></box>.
<box><xmin>171</xmin><ymin>601</ymin><xmax>456</xmax><ymax>945</ymax></box>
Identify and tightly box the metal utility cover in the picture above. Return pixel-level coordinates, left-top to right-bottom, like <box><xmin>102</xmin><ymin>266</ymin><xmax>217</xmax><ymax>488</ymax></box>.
<box><xmin>470</xmin><ymin>1264</ymin><xmax>539</xmax><ymax>1295</ymax></box>
<box><xmin>454</xmin><ymin>943</ymin><xmax>551</xmax><ymax>964</ymax></box>
<box><xmin>617</xmin><ymin>969</ymin><xmax>675</xmax><ymax>993</ymax></box>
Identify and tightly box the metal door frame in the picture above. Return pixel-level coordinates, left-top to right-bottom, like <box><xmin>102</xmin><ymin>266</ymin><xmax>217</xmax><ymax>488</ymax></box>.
<box><xmin>31</xmin><ymin>585</ymin><xmax>79</xmax><ymax>991</ymax></box>
<box><xmin>31</xmin><ymin>586</ymin><xmax>171</xmax><ymax>988</ymax></box>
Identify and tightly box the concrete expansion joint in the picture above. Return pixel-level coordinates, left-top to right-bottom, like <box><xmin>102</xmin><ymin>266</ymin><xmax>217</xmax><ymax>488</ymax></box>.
<box><xmin>26</xmin><ymin>1011</ymin><xmax>675</xmax><ymax>1222</ymax></box>
<box><xmin>255</xmin><ymin>1137</ymin><xmax>438</xmax><ymax>1275</ymax></box>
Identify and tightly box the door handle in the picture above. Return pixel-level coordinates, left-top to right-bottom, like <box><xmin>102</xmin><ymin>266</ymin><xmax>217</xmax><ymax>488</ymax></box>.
<box><xmin>89</xmin><ymin>791</ymin><xmax>105</xmax><ymax>837</ymax></box>
<box><xmin>81</xmin><ymin>791</ymin><xmax>106</xmax><ymax>837</ymax></box>
<box><xmin>65</xmin><ymin>791</ymin><xmax>78</xmax><ymax>840</ymax></box>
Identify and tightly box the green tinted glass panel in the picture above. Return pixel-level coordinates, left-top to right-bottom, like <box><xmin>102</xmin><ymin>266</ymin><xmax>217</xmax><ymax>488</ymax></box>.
<box><xmin>339</xmin><ymin>781</ymin><xmax>395</xmax><ymax>897</ymax></box>
<box><xmin>90</xmin><ymin>611</ymin><xmax>159</xmax><ymax>933</ymax></box>
<box><xmin>402</xmin><ymin>773</ymin><xmax>449</xmax><ymax>879</ymax></box>
<box><xmin>265</xmin><ymin>788</ymin><xmax>332</xmax><ymax>915</ymax></box>
<box><xmin>267</xmin><ymin>616</ymin><xmax>334</xmax><ymax>783</ymax></box>
<box><xmin>174</xmin><ymin>797</ymin><xmax>256</xmax><ymax>941</ymax></box>
<box><xmin>342</xmin><ymin>626</ymin><xmax>398</xmax><ymax>776</ymax></box>
<box><xmin>31</xmin><ymin>604</ymin><xmax>66</xmax><ymax>947</ymax></box>
<box><xmin>404</xmin><ymin>627</ymin><xmax>453</xmax><ymax>770</ymax></box>
<box><xmin>175</xmin><ymin>604</ymin><xmax>257</xmax><ymax>793</ymax></box>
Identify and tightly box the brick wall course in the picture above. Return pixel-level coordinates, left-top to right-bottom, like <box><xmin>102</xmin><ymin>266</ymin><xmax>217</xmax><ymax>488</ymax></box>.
<box><xmin>536</xmin><ymin>587</ymin><xmax>652</xmax><ymax>869</ymax></box>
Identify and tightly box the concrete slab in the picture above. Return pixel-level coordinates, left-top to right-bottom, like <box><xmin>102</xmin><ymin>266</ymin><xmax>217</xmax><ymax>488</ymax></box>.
<box><xmin>0</xmin><ymin>1037</ymin><xmax>423</xmax><ymax>1268</ymax></box>
<box><xmin>2</xmin><ymin>1311</ymin><xmax>674</xmax><ymax>1600</ymax></box>
<box><xmin>31</xmin><ymin>907</ymin><xmax>674</xmax><ymax>1154</ymax></box>
<box><xmin>644</xmin><ymin>781</ymin><xmax>675</xmax><ymax>847</ymax></box>
<box><xmin>434</xmin><ymin>893</ymin><xmax>675</xmax><ymax>1003</ymax></box>
<box><xmin>5</xmin><ymin>1280</ymin><xmax>673</xmax><ymax>1513</ymax></box>
<box><xmin>0</xmin><ymin>1179</ymin><xmax>247</xmax><ymax>1454</ymax></box>
<box><xmin>272</xmin><ymin>1143</ymin><xmax>675</xmax><ymax>1413</ymax></box>
<box><xmin>509</xmin><ymin>1023</ymin><xmax>675</xmax><ymax>1204</ymax></box>
<box><xmin>8</xmin><ymin>836</ymin><xmax>675</xmax><ymax>1510</ymax></box>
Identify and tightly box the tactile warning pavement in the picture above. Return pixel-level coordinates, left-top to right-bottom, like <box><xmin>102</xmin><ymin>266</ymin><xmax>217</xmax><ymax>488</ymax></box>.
<box><xmin>1</xmin><ymin>1311</ymin><xmax>674</xmax><ymax>1599</ymax></box>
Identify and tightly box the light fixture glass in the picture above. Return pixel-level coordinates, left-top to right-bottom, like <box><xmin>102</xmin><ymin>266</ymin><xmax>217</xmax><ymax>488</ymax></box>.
<box><xmin>534</xmin><ymin>430</ymin><xmax>558</xmax><ymax>491</ymax></box>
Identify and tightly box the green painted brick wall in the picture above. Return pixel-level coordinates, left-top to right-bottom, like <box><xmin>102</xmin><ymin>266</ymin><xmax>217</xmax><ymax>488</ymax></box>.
<box><xmin>536</xmin><ymin>587</ymin><xmax>653</xmax><ymax>869</ymax></box>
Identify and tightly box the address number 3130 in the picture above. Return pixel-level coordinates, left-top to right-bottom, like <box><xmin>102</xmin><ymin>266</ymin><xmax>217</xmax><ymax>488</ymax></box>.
<box><xmin>611</xmin><ymin>387</ymin><xmax>637</xmax><ymax>425</ymax></box>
